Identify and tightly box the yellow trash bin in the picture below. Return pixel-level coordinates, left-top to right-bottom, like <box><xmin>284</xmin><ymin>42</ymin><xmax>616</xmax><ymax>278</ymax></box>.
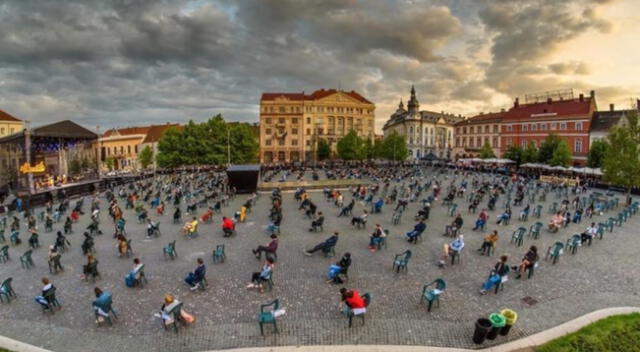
<box><xmin>500</xmin><ymin>309</ymin><xmax>517</xmax><ymax>336</ymax></box>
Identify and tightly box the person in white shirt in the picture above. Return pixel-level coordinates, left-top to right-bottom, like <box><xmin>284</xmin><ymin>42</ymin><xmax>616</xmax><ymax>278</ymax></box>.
<box><xmin>581</xmin><ymin>222</ymin><xmax>598</xmax><ymax>244</ymax></box>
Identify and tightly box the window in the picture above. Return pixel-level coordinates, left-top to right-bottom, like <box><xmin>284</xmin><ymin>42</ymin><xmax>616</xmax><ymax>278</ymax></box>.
<box><xmin>476</xmin><ymin>137</ymin><xmax>481</xmax><ymax>146</ymax></box>
<box><xmin>318</xmin><ymin>106</ymin><xmax>325</xmax><ymax>113</ymax></box>
<box><xmin>269</xmin><ymin>107</ymin><xmax>274</xmax><ymax>113</ymax></box>
<box><xmin>463</xmin><ymin>127</ymin><xmax>467</xmax><ymax>134</ymax></box>
<box><xmin>456</xmin><ymin>128</ymin><xmax>460</xmax><ymax>134</ymax></box>
<box><xmin>279</xmin><ymin>107</ymin><xmax>285</xmax><ymax>113</ymax></box>
<box><xmin>127</xmin><ymin>146</ymin><xmax>131</xmax><ymax>154</ymax></box>
<box><xmin>492</xmin><ymin>137</ymin><xmax>498</xmax><ymax>148</ymax></box>
<box><xmin>120</xmin><ymin>146</ymin><xmax>124</xmax><ymax>154</ymax></box>
<box><xmin>306</xmin><ymin>117</ymin><xmax>311</xmax><ymax>124</ymax></box>
<box><xmin>266</xmin><ymin>118</ymin><xmax>272</xmax><ymax>124</ymax></box>
<box><xmin>521</xmin><ymin>140</ymin><xmax>527</xmax><ymax>148</ymax></box>
<box><xmin>265</xmin><ymin>128</ymin><xmax>272</xmax><ymax>135</ymax></box>
<box><xmin>484</xmin><ymin>125</ymin><xmax>489</xmax><ymax>133</ymax></box>
<box><xmin>550</xmin><ymin>122</ymin><xmax>557</xmax><ymax>130</ymax></box>
<box><xmin>493</xmin><ymin>125</ymin><xmax>498</xmax><ymax>133</ymax></box>
<box><xmin>135</xmin><ymin>145</ymin><xmax>138</xmax><ymax>154</ymax></box>
<box><xmin>317</xmin><ymin>128</ymin><xmax>324</xmax><ymax>135</ymax></box>
<box><xmin>507</xmin><ymin>125</ymin><xmax>513</xmax><ymax>132</ymax></box>
<box><xmin>575</xmin><ymin>138</ymin><xmax>583</xmax><ymax>153</ymax></box>
<box><xmin>292</xmin><ymin>118</ymin><xmax>298</xmax><ymax>124</ymax></box>
<box><xmin>409</xmin><ymin>126</ymin><xmax>413</xmax><ymax>133</ymax></box>
<box><xmin>522</xmin><ymin>124</ymin><xmax>528</xmax><ymax>132</ymax></box>
<box><xmin>559</xmin><ymin>122</ymin><xmax>567</xmax><ymax>130</ymax></box>
<box><xmin>306</xmin><ymin>128</ymin><xmax>311</xmax><ymax>135</ymax></box>
<box><xmin>291</xmin><ymin>139</ymin><xmax>298</xmax><ymax>146</ymax></box>
<box><xmin>278</xmin><ymin>139</ymin><xmax>285</xmax><ymax>146</ymax></box>
<box><xmin>278</xmin><ymin>118</ymin><xmax>285</xmax><ymax>124</ymax></box>
<box><xmin>469</xmin><ymin>138</ymin><xmax>474</xmax><ymax>148</ymax></box>
<box><xmin>575</xmin><ymin>122</ymin><xmax>583</xmax><ymax>130</ymax></box>
<box><xmin>532</xmin><ymin>124</ymin><xmax>538</xmax><ymax>131</ymax></box>
<box><xmin>265</xmin><ymin>140</ymin><xmax>272</xmax><ymax>146</ymax></box>
<box><xmin>506</xmin><ymin>138</ymin><xmax>512</xmax><ymax>146</ymax></box>
<box><xmin>0</xmin><ymin>128</ymin><xmax>4</xmax><ymax>134</ymax></box>
<box><xmin>540</xmin><ymin>123</ymin><xmax>547</xmax><ymax>130</ymax></box>
<box><xmin>409</xmin><ymin>138</ymin><xmax>413</xmax><ymax>144</ymax></box>
<box><xmin>470</xmin><ymin>126</ymin><xmax>475</xmax><ymax>134</ymax></box>
<box><xmin>292</xmin><ymin>128</ymin><xmax>298</xmax><ymax>135</ymax></box>
<box><xmin>456</xmin><ymin>138</ymin><xmax>460</xmax><ymax>147</ymax></box>
<box><xmin>306</xmin><ymin>140</ymin><xmax>311</xmax><ymax>146</ymax></box>
<box><xmin>10</xmin><ymin>128</ymin><xmax>14</xmax><ymax>133</ymax></box>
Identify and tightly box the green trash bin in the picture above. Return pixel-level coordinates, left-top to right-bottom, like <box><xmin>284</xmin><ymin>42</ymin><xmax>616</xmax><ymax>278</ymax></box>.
<box><xmin>500</xmin><ymin>309</ymin><xmax>518</xmax><ymax>336</ymax></box>
<box><xmin>487</xmin><ymin>313</ymin><xmax>506</xmax><ymax>340</ymax></box>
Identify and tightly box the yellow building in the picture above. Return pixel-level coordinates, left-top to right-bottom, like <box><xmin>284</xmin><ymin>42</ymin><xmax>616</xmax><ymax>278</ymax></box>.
<box><xmin>99</xmin><ymin>124</ymin><xmax>178</xmax><ymax>171</ymax></box>
<box><xmin>259</xmin><ymin>89</ymin><xmax>375</xmax><ymax>163</ymax></box>
<box><xmin>0</xmin><ymin>110</ymin><xmax>25</xmax><ymax>138</ymax></box>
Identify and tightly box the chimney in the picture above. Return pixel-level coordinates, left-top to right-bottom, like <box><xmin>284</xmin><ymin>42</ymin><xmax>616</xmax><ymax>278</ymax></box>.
<box><xmin>610</xmin><ymin>103</ymin><xmax>615</xmax><ymax>112</ymax></box>
<box><xmin>579</xmin><ymin>93</ymin><xmax>584</xmax><ymax>102</ymax></box>
<box><xmin>590</xmin><ymin>90</ymin><xmax>595</xmax><ymax>98</ymax></box>
<box><xmin>501</xmin><ymin>108</ymin><xmax>505</xmax><ymax>112</ymax></box>
<box><xmin>547</xmin><ymin>97</ymin><xmax>552</xmax><ymax>104</ymax></box>
<box><xmin>514</xmin><ymin>97</ymin><xmax>519</xmax><ymax>108</ymax></box>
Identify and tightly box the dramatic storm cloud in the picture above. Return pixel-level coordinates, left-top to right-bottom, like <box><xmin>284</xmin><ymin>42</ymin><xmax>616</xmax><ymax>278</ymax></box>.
<box><xmin>0</xmin><ymin>0</ymin><xmax>638</xmax><ymax>130</ymax></box>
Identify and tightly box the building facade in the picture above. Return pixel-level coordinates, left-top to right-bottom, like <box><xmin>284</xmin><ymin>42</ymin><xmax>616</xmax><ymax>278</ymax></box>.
<box><xmin>382</xmin><ymin>86</ymin><xmax>463</xmax><ymax>160</ymax></box>
<box><xmin>99</xmin><ymin>123</ymin><xmax>177</xmax><ymax>171</ymax></box>
<box><xmin>500</xmin><ymin>90</ymin><xmax>597</xmax><ymax>166</ymax></box>
<box><xmin>0</xmin><ymin>110</ymin><xmax>24</xmax><ymax>138</ymax></box>
<box><xmin>589</xmin><ymin>101</ymin><xmax>639</xmax><ymax>145</ymax></box>
<box><xmin>259</xmin><ymin>89</ymin><xmax>375</xmax><ymax>163</ymax></box>
<box><xmin>454</xmin><ymin>111</ymin><xmax>504</xmax><ymax>159</ymax></box>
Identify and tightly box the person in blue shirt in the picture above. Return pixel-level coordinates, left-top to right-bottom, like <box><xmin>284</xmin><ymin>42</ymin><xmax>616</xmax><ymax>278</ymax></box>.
<box><xmin>304</xmin><ymin>232</ymin><xmax>339</xmax><ymax>256</ymax></box>
<box><xmin>92</xmin><ymin>287</ymin><xmax>113</xmax><ymax>323</ymax></box>
<box><xmin>373</xmin><ymin>198</ymin><xmax>384</xmax><ymax>213</ymax></box>
<box><xmin>185</xmin><ymin>258</ymin><xmax>206</xmax><ymax>291</ymax></box>
<box><xmin>439</xmin><ymin>235</ymin><xmax>465</xmax><ymax>267</ymax></box>
<box><xmin>405</xmin><ymin>220</ymin><xmax>426</xmax><ymax>243</ymax></box>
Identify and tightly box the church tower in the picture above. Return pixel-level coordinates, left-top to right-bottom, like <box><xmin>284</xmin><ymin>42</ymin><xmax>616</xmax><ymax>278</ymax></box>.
<box><xmin>407</xmin><ymin>85</ymin><xmax>420</xmax><ymax>114</ymax></box>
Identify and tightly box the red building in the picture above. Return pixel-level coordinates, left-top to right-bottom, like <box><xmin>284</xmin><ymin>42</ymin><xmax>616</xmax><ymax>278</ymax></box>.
<box><xmin>500</xmin><ymin>90</ymin><xmax>597</xmax><ymax>166</ymax></box>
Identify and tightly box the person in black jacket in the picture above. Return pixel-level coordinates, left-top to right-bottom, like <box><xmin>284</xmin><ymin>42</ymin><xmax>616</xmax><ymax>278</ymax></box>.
<box><xmin>304</xmin><ymin>232</ymin><xmax>339</xmax><ymax>256</ymax></box>
<box><xmin>480</xmin><ymin>255</ymin><xmax>509</xmax><ymax>294</ymax></box>
<box><xmin>333</xmin><ymin>252</ymin><xmax>351</xmax><ymax>284</ymax></box>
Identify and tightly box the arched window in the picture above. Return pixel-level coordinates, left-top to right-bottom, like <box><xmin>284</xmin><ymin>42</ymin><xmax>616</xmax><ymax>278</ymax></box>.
<box><xmin>409</xmin><ymin>126</ymin><xmax>414</xmax><ymax>133</ymax></box>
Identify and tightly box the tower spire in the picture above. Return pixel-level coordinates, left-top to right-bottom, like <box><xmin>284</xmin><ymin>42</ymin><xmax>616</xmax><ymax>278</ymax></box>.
<box><xmin>407</xmin><ymin>85</ymin><xmax>419</xmax><ymax>113</ymax></box>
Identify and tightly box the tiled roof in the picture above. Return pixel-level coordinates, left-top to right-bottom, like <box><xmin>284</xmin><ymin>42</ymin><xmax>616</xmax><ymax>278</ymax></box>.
<box><xmin>102</xmin><ymin>126</ymin><xmax>151</xmax><ymax>138</ymax></box>
<box><xmin>142</xmin><ymin>124</ymin><xmax>180</xmax><ymax>143</ymax></box>
<box><xmin>261</xmin><ymin>89</ymin><xmax>373</xmax><ymax>104</ymax></box>
<box><xmin>590</xmin><ymin>110</ymin><xmax>634</xmax><ymax>132</ymax></box>
<box><xmin>0</xmin><ymin>110</ymin><xmax>22</xmax><ymax>122</ymax></box>
<box><xmin>455</xmin><ymin>111</ymin><xmax>504</xmax><ymax>126</ymax></box>
<box><xmin>503</xmin><ymin>98</ymin><xmax>593</xmax><ymax>121</ymax></box>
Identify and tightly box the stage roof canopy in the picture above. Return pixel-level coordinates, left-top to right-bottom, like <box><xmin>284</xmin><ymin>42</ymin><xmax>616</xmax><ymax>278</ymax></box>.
<box><xmin>0</xmin><ymin>120</ymin><xmax>98</xmax><ymax>144</ymax></box>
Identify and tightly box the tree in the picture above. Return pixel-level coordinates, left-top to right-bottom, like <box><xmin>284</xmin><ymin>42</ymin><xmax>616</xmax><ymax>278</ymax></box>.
<box><xmin>138</xmin><ymin>145</ymin><xmax>154</xmax><ymax>169</ymax></box>
<box><xmin>602</xmin><ymin>111</ymin><xmax>640</xmax><ymax>198</ymax></box>
<box><xmin>362</xmin><ymin>138</ymin><xmax>375</xmax><ymax>160</ymax></box>
<box><xmin>337</xmin><ymin>130</ymin><xmax>365</xmax><ymax>160</ymax></box>
<box><xmin>549</xmin><ymin>140</ymin><xmax>572</xmax><ymax>166</ymax></box>
<box><xmin>587</xmin><ymin>139</ymin><xmax>609</xmax><ymax>168</ymax></box>
<box><xmin>478</xmin><ymin>141</ymin><xmax>495</xmax><ymax>159</ymax></box>
<box><xmin>381</xmin><ymin>131</ymin><xmax>409</xmax><ymax>161</ymax></box>
<box><xmin>104</xmin><ymin>157</ymin><xmax>115</xmax><ymax>171</ymax></box>
<box><xmin>538</xmin><ymin>134</ymin><xmax>562</xmax><ymax>163</ymax></box>
<box><xmin>522</xmin><ymin>141</ymin><xmax>539</xmax><ymax>164</ymax></box>
<box><xmin>503</xmin><ymin>146</ymin><xmax>523</xmax><ymax>165</ymax></box>
<box><xmin>316</xmin><ymin>139</ymin><xmax>331</xmax><ymax>160</ymax></box>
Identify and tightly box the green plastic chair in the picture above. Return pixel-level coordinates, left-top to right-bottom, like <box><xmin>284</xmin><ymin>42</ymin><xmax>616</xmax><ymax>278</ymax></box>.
<box><xmin>163</xmin><ymin>241</ymin><xmax>177</xmax><ymax>260</ymax></box>
<box><xmin>421</xmin><ymin>278</ymin><xmax>446</xmax><ymax>312</ymax></box>
<box><xmin>566</xmin><ymin>234</ymin><xmax>581</xmax><ymax>255</ymax></box>
<box><xmin>447</xmin><ymin>204</ymin><xmax>458</xmax><ymax>217</ymax></box>
<box><xmin>95</xmin><ymin>295</ymin><xmax>118</xmax><ymax>326</ymax></box>
<box><xmin>347</xmin><ymin>292</ymin><xmax>371</xmax><ymax>328</ymax></box>
<box><xmin>549</xmin><ymin>202</ymin><xmax>558</xmax><ymax>214</ymax></box>
<box><xmin>0</xmin><ymin>278</ymin><xmax>17</xmax><ymax>303</ymax></box>
<box><xmin>212</xmin><ymin>245</ymin><xmax>226</xmax><ymax>263</ymax></box>
<box><xmin>20</xmin><ymin>250</ymin><xmax>33</xmax><ymax>269</ymax></box>
<box><xmin>162</xmin><ymin>302</ymin><xmax>184</xmax><ymax>333</ymax></box>
<box><xmin>596</xmin><ymin>224</ymin><xmax>605</xmax><ymax>239</ymax></box>
<box><xmin>0</xmin><ymin>228</ymin><xmax>5</xmax><ymax>243</ymax></box>
<box><xmin>322</xmin><ymin>243</ymin><xmax>336</xmax><ymax>258</ymax></box>
<box><xmin>510</xmin><ymin>227</ymin><xmax>526</xmax><ymax>247</ymax></box>
<box><xmin>392</xmin><ymin>250</ymin><xmax>412</xmax><ymax>273</ymax></box>
<box><xmin>545</xmin><ymin>241</ymin><xmax>564</xmax><ymax>265</ymax></box>
<box><xmin>257</xmin><ymin>299</ymin><xmax>280</xmax><ymax>336</ymax></box>
<box><xmin>48</xmin><ymin>255</ymin><xmax>64</xmax><ymax>274</ymax></box>
<box><xmin>9</xmin><ymin>231</ymin><xmax>20</xmax><ymax>246</ymax></box>
<box><xmin>42</xmin><ymin>286</ymin><xmax>61</xmax><ymax>314</ymax></box>
<box><xmin>134</xmin><ymin>264</ymin><xmax>148</xmax><ymax>288</ymax></box>
<box><xmin>0</xmin><ymin>245</ymin><xmax>9</xmax><ymax>263</ymax></box>
<box><xmin>528</xmin><ymin>222</ymin><xmax>543</xmax><ymax>239</ymax></box>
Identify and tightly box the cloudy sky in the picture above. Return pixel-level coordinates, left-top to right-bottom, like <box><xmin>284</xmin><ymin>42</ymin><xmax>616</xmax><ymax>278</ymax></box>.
<box><xmin>0</xmin><ymin>0</ymin><xmax>638</xmax><ymax>132</ymax></box>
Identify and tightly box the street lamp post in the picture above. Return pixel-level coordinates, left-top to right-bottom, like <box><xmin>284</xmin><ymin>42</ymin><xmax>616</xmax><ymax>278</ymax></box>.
<box><xmin>227</xmin><ymin>127</ymin><xmax>231</xmax><ymax>166</ymax></box>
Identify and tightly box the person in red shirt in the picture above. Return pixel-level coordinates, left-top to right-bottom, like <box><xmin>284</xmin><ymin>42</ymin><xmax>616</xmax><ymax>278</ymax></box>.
<box><xmin>339</xmin><ymin>288</ymin><xmax>366</xmax><ymax>315</ymax></box>
<box><xmin>222</xmin><ymin>216</ymin><xmax>235</xmax><ymax>237</ymax></box>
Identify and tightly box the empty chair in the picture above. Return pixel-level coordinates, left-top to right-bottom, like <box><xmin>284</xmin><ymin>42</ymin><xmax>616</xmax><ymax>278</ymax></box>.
<box><xmin>163</xmin><ymin>241</ymin><xmax>177</xmax><ymax>260</ymax></box>
<box><xmin>212</xmin><ymin>245</ymin><xmax>226</xmax><ymax>263</ymax></box>
<box><xmin>510</xmin><ymin>227</ymin><xmax>526</xmax><ymax>247</ymax></box>
<box><xmin>566</xmin><ymin>234</ymin><xmax>581</xmax><ymax>255</ymax></box>
<box><xmin>420</xmin><ymin>278</ymin><xmax>446</xmax><ymax>312</ymax></box>
<box><xmin>257</xmin><ymin>299</ymin><xmax>280</xmax><ymax>336</ymax></box>
<box><xmin>545</xmin><ymin>241</ymin><xmax>564</xmax><ymax>265</ymax></box>
<box><xmin>0</xmin><ymin>278</ymin><xmax>17</xmax><ymax>303</ymax></box>
<box><xmin>392</xmin><ymin>250</ymin><xmax>412</xmax><ymax>273</ymax></box>
<box><xmin>20</xmin><ymin>250</ymin><xmax>33</xmax><ymax>269</ymax></box>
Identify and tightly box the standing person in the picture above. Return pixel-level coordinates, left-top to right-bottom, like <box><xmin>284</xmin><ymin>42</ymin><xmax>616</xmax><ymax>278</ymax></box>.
<box><xmin>304</xmin><ymin>232</ymin><xmax>339</xmax><ymax>256</ymax></box>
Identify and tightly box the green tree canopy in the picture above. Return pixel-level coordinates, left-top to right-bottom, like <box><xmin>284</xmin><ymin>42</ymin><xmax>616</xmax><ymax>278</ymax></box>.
<box><xmin>337</xmin><ymin>130</ymin><xmax>365</xmax><ymax>160</ymax></box>
<box><xmin>549</xmin><ymin>140</ymin><xmax>572</xmax><ymax>166</ymax></box>
<box><xmin>138</xmin><ymin>145</ymin><xmax>154</xmax><ymax>169</ymax></box>
<box><xmin>381</xmin><ymin>131</ymin><xmax>409</xmax><ymax>161</ymax></box>
<box><xmin>538</xmin><ymin>134</ymin><xmax>562</xmax><ymax>163</ymax></box>
<box><xmin>316</xmin><ymin>139</ymin><xmax>331</xmax><ymax>160</ymax></box>
<box><xmin>362</xmin><ymin>138</ymin><xmax>375</xmax><ymax>160</ymax></box>
<box><xmin>522</xmin><ymin>141</ymin><xmax>539</xmax><ymax>164</ymax></box>
<box><xmin>478</xmin><ymin>141</ymin><xmax>496</xmax><ymax>159</ymax></box>
<box><xmin>503</xmin><ymin>145</ymin><xmax>523</xmax><ymax>165</ymax></box>
<box><xmin>587</xmin><ymin>139</ymin><xmax>609</xmax><ymax>168</ymax></box>
<box><xmin>603</xmin><ymin>111</ymin><xmax>640</xmax><ymax>196</ymax></box>
<box><xmin>156</xmin><ymin>115</ymin><xmax>258</xmax><ymax>168</ymax></box>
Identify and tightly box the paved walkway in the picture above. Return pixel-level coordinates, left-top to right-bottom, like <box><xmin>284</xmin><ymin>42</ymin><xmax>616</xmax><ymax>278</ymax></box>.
<box><xmin>0</xmin><ymin>169</ymin><xmax>639</xmax><ymax>352</ymax></box>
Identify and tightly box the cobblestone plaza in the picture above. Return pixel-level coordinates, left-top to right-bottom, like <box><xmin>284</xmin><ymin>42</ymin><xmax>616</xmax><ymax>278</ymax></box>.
<box><xmin>1</xmin><ymin>168</ymin><xmax>639</xmax><ymax>352</ymax></box>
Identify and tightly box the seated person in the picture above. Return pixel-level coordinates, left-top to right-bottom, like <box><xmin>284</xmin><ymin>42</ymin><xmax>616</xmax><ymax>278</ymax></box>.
<box><xmin>373</xmin><ymin>198</ymin><xmax>384</xmax><ymax>213</ymax></box>
<box><xmin>159</xmin><ymin>294</ymin><xmax>195</xmax><ymax>327</ymax></box>
<box><xmin>339</xmin><ymin>287</ymin><xmax>366</xmax><ymax>315</ymax></box>
<box><xmin>146</xmin><ymin>219</ymin><xmax>159</xmax><ymax>238</ymax></box>
<box><xmin>34</xmin><ymin>277</ymin><xmax>56</xmax><ymax>309</ymax></box>
<box><xmin>405</xmin><ymin>220</ymin><xmax>426</xmax><ymax>243</ymax></box>
<box><xmin>200</xmin><ymin>207</ymin><xmax>213</xmax><ymax>223</ymax></box>
<box><xmin>477</xmin><ymin>230</ymin><xmax>499</xmax><ymax>255</ymax></box>
<box><xmin>472</xmin><ymin>210</ymin><xmax>489</xmax><ymax>230</ymax></box>
<box><xmin>519</xmin><ymin>204</ymin><xmax>530</xmax><ymax>220</ymax></box>
<box><xmin>444</xmin><ymin>214</ymin><xmax>464</xmax><ymax>236</ymax></box>
<box><xmin>515</xmin><ymin>245</ymin><xmax>538</xmax><ymax>279</ymax></box>
<box><xmin>304</xmin><ymin>232</ymin><xmax>339</xmax><ymax>256</ymax></box>
<box><xmin>309</xmin><ymin>212</ymin><xmax>325</xmax><ymax>232</ymax></box>
<box><xmin>480</xmin><ymin>255</ymin><xmax>510</xmax><ymax>295</ymax></box>
<box><xmin>581</xmin><ymin>222</ymin><xmax>598</xmax><ymax>244</ymax></box>
<box><xmin>81</xmin><ymin>232</ymin><xmax>95</xmax><ymax>255</ymax></box>
<box><xmin>247</xmin><ymin>258</ymin><xmax>274</xmax><ymax>293</ymax></box>
<box><xmin>368</xmin><ymin>224</ymin><xmax>386</xmax><ymax>249</ymax></box>
<box><xmin>47</xmin><ymin>246</ymin><xmax>63</xmax><ymax>272</ymax></box>
<box><xmin>222</xmin><ymin>216</ymin><xmax>235</xmax><ymax>237</ymax></box>
<box><xmin>252</xmin><ymin>234</ymin><xmax>278</xmax><ymax>259</ymax></box>
<box><xmin>125</xmin><ymin>258</ymin><xmax>145</xmax><ymax>287</ymax></box>
<box><xmin>416</xmin><ymin>203</ymin><xmax>431</xmax><ymax>220</ymax></box>
<box><xmin>137</xmin><ymin>208</ymin><xmax>148</xmax><ymax>222</ymax></box>
<box><xmin>351</xmin><ymin>210</ymin><xmax>368</xmax><ymax>227</ymax></box>
<box><xmin>116</xmin><ymin>234</ymin><xmax>129</xmax><ymax>257</ymax></box>
<box><xmin>54</xmin><ymin>231</ymin><xmax>70</xmax><ymax>252</ymax></box>
<box><xmin>438</xmin><ymin>235</ymin><xmax>465</xmax><ymax>267</ymax></box>
<box><xmin>573</xmin><ymin>208</ymin><xmax>583</xmax><ymax>223</ymax></box>
<box><xmin>496</xmin><ymin>208</ymin><xmax>512</xmax><ymax>225</ymax></box>
<box><xmin>28</xmin><ymin>231</ymin><xmax>39</xmax><ymax>248</ymax></box>
<box><xmin>82</xmin><ymin>254</ymin><xmax>99</xmax><ymax>280</ymax></box>
<box><xmin>339</xmin><ymin>199</ymin><xmax>355</xmax><ymax>217</ymax></box>
<box><xmin>328</xmin><ymin>253</ymin><xmax>351</xmax><ymax>284</ymax></box>
<box><xmin>185</xmin><ymin>258</ymin><xmax>206</xmax><ymax>291</ymax></box>
<box><xmin>156</xmin><ymin>201</ymin><xmax>165</xmax><ymax>215</ymax></box>
<box><xmin>173</xmin><ymin>207</ymin><xmax>182</xmax><ymax>223</ymax></box>
<box><xmin>548</xmin><ymin>212</ymin><xmax>564</xmax><ymax>232</ymax></box>
<box><xmin>92</xmin><ymin>287</ymin><xmax>113</xmax><ymax>323</ymax></box>
<box><xmin>182</xmin><ymin>217</ymin><xmax>198</xmax><ymax>236</ymax></box>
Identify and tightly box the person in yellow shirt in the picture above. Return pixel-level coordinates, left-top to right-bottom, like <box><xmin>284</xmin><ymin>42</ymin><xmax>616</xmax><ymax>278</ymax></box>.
<box><xmin>182</xmin><ymin>217</ymin><xmax>198</xmax><ymax>236</ymax></box>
